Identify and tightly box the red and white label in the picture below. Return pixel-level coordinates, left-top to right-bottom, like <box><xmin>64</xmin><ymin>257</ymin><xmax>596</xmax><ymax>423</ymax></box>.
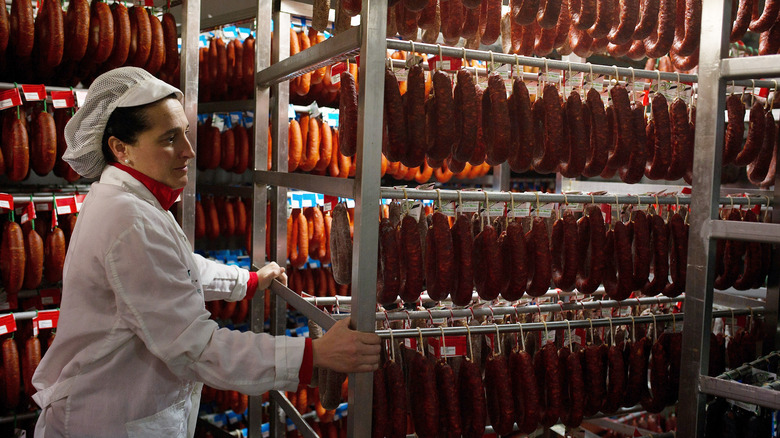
<box><xmin>21</xmin><ymin>84</ymin><xmax>46</xmax><ymax>102</ymax></box>
<box><xmin>34</xmin><ymin>310</ymin><xmax>59</xmax><ymax>331</ymax></box>
<box><xmin>20</xmin><ymin>202</ymin><xmax>36</xmax><ymax>225</ymax></box>
<box><xmin>0</xmin><ymin>88</ymin><xmax>22</xmax><ymax>110</ymax></box>
<box><xmin>0</xmin><ymin>194</ymin><xmax>14</xmax><ymax>211</ymax></box>
<box><xmin>427</xmin><ymin>56</ymin><xmax>462</xmax><ymax>72</ymax></box>
<box><xmin>0</xmin><ymin>314</ymin><xmax>17</xmax><ymax>335</ymax></box>
<box><xmin>51</xmin><ymin>91</ymin><xmax>76</xmax><ymax>109</ymax></box>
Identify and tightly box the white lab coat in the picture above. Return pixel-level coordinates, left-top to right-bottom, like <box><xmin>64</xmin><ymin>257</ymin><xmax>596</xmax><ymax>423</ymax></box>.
<box><xmin>32</xmin><ymin>166</ymin><xmax>305</xmax><ymax>438</ymax></box>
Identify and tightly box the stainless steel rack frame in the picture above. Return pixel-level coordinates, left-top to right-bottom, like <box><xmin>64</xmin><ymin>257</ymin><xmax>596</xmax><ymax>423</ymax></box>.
<box><xmin>677</xmin><ymin>2</ymin><xmax>780</xmax><ymax>436</ymax></box>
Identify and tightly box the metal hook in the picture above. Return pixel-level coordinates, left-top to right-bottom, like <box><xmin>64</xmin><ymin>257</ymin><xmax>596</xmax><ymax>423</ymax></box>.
<box><xmin>544</xmin><ymin>58</ymin><xmax>549</xmax><ymax>85</ymax></box>
<box><xmin>462</xmin><ymin>47</ymin><xmax>467</xmax><ymax>66</ymax></box>
<box><xmin>676</xmin><ymin>72</ymin><xmax>682</xmax><ymax>100</ymax></box>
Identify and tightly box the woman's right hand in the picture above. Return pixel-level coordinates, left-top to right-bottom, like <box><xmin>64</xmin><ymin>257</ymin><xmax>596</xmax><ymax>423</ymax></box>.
<box><xmin>312</xmin><ymin>317</ymin><xmax>381</xmax><ymax>373</ymax></box>
<box><xmin>256</xmin><ymin>262</ymin><xmax>287</xmax><ymax>289</ymax></box>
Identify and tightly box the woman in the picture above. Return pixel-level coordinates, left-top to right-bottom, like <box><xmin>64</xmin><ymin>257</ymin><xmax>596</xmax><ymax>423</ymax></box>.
<box><xmin>32</xmin><ymin>67</ymin><xmax>380</xmax><ymax>437</ymax></box>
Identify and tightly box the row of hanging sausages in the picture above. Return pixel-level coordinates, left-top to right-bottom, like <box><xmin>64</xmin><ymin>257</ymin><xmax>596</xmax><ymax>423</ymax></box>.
<box><xmin>199</xmin><ymin>34</ymin><xmax>255</xmax><ymax>102</ymax></box>
<box><xmin>2</xmin><ymin>329</ymin><xmax>55</xmax><ymax>410</ymax></box>
<box><xmin>1</xmin><ymin>0</ymin><xmax>178</xmax><ymax>86</ymax></box>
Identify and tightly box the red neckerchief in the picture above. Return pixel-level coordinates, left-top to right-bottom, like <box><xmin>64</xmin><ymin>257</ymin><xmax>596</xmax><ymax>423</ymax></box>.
<box><xmin>111</xmin><ymin>163</ymin><xmax>183</xmax><ymax>210</ymax></box>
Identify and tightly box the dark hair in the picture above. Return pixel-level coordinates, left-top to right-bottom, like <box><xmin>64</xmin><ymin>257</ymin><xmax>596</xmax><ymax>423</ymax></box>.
<box><xmin>101</xmin><ymin>93</ymin><xmax>179</xmax><ymax>163</ymax></box>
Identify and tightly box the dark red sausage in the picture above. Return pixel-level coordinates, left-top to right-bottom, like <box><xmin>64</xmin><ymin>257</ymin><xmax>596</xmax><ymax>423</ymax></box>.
<box><xmin>473</xmin><ymin>224</ymin><xmax>506</xmax><ymax>300</ymax></box>
<box><xmin>501</xmin><ymin>220</ymin><xmax>529</xmax><ymax>300</ymax></box>
<box><xmin>526</xmin><ymin>217</ymin><xmax>553</xmax><ymax>297</ymax></box>
<box><xmin>507</xmin><ymin>78</ymin><xmax>534</xmax><ymax>173</ymax></box>
<box><xmin>485</xmin><ymin>353</ymin><xmax>515</xmax><ymax>435</ymax></box>
<box><xmin>576</xmin><ymin>205</ymin><xmax>606</xmax><ymax>294</ymax></box>
<box><xmin>510</xmin><ymin>348</ymin><xmax>540</xmax><ymax>433</ymax></box>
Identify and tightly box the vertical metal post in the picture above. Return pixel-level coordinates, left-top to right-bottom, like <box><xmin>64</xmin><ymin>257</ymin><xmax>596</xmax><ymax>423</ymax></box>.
<box><xmin>676</xmin><ymin>1</ymin><xmax>732</xmax><ymax>436</ymax></box>
<box><xmin>766</xmin><ymin>128</ymin><xmax>780</xmax><ymax>352</ymax></box>
<box><xmin>347</xmin><ymin>0</ymin><xmax>387</xmax><ymax>435</ymax></box>
<box><xmin>267</xmin><ymin>8</ymin><xmax>291</xmax><ymax>438</ymax></box>
<box><xmin>179</xmin><ymin>0</ymin><xmax>200</xmax><ymax>248</ymax></box>
<box><xmin>492</xmin><ymin>163</ymin><xmax>510</xmax><ymax>191</ymax></box>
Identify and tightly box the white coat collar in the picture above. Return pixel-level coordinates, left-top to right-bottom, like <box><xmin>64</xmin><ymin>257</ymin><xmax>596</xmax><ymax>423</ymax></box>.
<box><xmin>98</xmin><ymin>165</ymin><xmax>166</xmax><ymax>211</ymax></box>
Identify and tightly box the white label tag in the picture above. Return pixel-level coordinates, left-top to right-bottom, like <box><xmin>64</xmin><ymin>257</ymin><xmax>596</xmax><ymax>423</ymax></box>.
<box><xmin>563</xmin><ymin>330</ymin><xmax>581</xmax><ymax>347</ymax></box>
<box><xmin>408</xmin><ymin>202</ymin><xmax>423</xmax><ymax>221</ymax></box>
<box><xmin>565</xmin><ymin>203</ymin><xmax>583</xmax><ymax>213</ymax></box>
<box><xmin>536</xmin><ymin>203</ymin><xmax>555</xmax><ymax>218</ymax></box>
<box><xmin>0</xmin><ymin>99</ymin><xmax>13</xmax><ymax>109</ymax></box>
<box><xmin>212</xmin><ymin>115</ymin><xmax>226</xmax><ymax>132</ymax></box>
<box><xmin>436</xmin><ymin>60</ymin><xmax>452</xmax><ymax>71</ymax></box>
<box><xmin>24</xmin><ymin>92</ymin><xmax>38</xmax><ymax>101</ymax></box>
<box><xmin>38</xmin><ymin>320</ymin><xmax>53</xmax><ymax>329</ymax></box>
<box><xmin>460</xmin><ymin>201</ymin><xmax>480</xmax><ymax>213</ymax></box>
<box><xmin>310</xmin><ymin>102</ymin><xmax>321</xmax><ymax>118</ymax></box>
<box><xmin>75</xmin><ymin>90</ymin><xmax>88</xmax><ymax>107</ymax></box>
<box><xmin>510</xmin><ymin>202</ymin><xmax>531</xmax><ymax>218</ymax></box>
<box><xmin>405</xmin><ymin>55</ymin><xmax>424</xmax><ymax>68</ymax></box>
<box><xmin>488</xmin><ymin>202</ymin><xmax>505</xmax><ymax>217</ymax></box>
<box><xmin>394</xmin><ymin>68</ymin><xmax>408</xmax><ymax>82</ymax></box>
<box><xmin>0</xmin><ymin>326</ymin><xmax>7</xmax><ymax>335</ymax></box>
<box><xmin>0</xmin><ymin>200</ymin><xmax>10</xmax><ymax>209</ymax></box>
<box><xmin>440</xmin><ymin>201</ymin><xmax>457</xmax><ymax>217</ymax></box>
<box><xmin>331</xmin><ymin>69</ymin><xmax>341</xmax><ymax>84</ymax></box>
<box><xmin>543</xmin><ymin>329</ymin><xmax>556</xmax><ymax>344</ymax></box>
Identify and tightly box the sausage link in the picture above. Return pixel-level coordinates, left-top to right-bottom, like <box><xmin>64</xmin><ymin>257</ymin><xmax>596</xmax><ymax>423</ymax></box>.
<box><xmin>604</xmin><ymin>85</ymin><xmax>634</xmax><ymax>174</ymax></box>
<box><xmin>662</xmin><ymin>213</ymin><xmax>688</xmax><ymax>297</ymax></box>
<box><xmin>633</xmin><ymin>0</ymin><xmax>660</xmax><ymax>39</ymax></box>
<box><xmin>509</xmin><ymin>349</ymin><xmax>540</xmax><ymax>433</ymax></box>
<box><xmin>418</xmin><ymin>0</ymin><xmax>440</xmax><ymax>29</ymax></box>
<box><xmin>625</xmin><ymin>337</ymin><xmax>651</xmax><ymax>407</ymax></box>
<box><xmin>588</xmin><ymin>0</ymin><xmax>617</xmax><ymax>38</ymax></box>
<box><xmin>559</xmin><ymin>90</ymin><xmax>588</xmax><ymax>177</ymax></box>
<box><xmin>734</xmin><ymin>210</ymin><xmax>762</xmax><ymax>290</ymax></box>
<box><xmin>63</xmin><ymin>0</ymin><xmax>90</xmax><ymax>62</ymax></box>
<box><xmin>665</xmin><ymin>98</ymin><xmax>693</xmax><ymax>180</ymax></box>
<box><xmin>10</xmin><ymin>0</ymin><xmax>34</xmax><ymax>58</ymax></box>
<box><xmin>481</xmin><ymin>0</ymin><xmax>503</xmax><ymax>44</ymax></box>
<box><xmin>747</xmin><ymin>109</ymin><xmax>777</xmax><ymax>185</ymax></box>
<box><xmin>501</xmin><ymin>220</ymin><xmax>528</xmax><ymax>300</ymax></box>
<box><xmin>582</xmin><ymin>88</ymin><xmax>609</xmax><ymax>177</ymax></box>
<box><xmin>714</xmin><ymin>209</ymin><xmax>745</xmax><ymax>290</ymax></box>
<box><xmin>425</xmin><ymin>212</ymin><xmax>455</xmax><ymax>301</ymax></box>
<box><xmin>643</xmin><ymin>0</ymin><xmax>676</xmax><ymax>57</ymax></box>
<box><xmin>485</xmin><ymin>353</ymin><xmax>515</xmax><ymax>435</ymax></box>
<box><xmin>442</xmin><ymin>0</ymin><xmax>466</xmax><ymax>40</ymax></box>
<box><xmin>435</xmin><ymin>360</ymin><xmax>461</xmax><ymax>438</ymax></box>
<box><xmin>469</xmin><ymin>86</ymin><xmax>488</xmax><ymax>165</ymax></box>
<box><xmin>34</xmin><ymin>0</ymin><xmax>65</xmax><ymax>71</ymax></box>
<box><xmin>537</xmin><ymin>0</ymin><xmax>563</xmax><ymax>29</ymax></box>
<box><xmin>404</xmin><ymin>64</ymin><xmax>427</xmax><ymax>168</ymax></box>
<box><xmin>128</xmin><ymin>5</ymin><xmax>151</xmax><ymax>67</ymax></box>
<box><xmin>666</xmin><ymin>332</ymin><xmax>682</xmax><ymax>404</ymax></box>
<box><xmin>3</xmin><ymin>338</ymin><xmax>20</xmax><ymax>409</ymax></box>
<box><xmin>576</xmin><ymin>205</ymin><xmax>606</xmax><ymax>294</ymax></box>
<box><xmin>525</xmin><ymin>217</ymin><xmax>552</xmax><ymax>297</ymax></box>
<box><xmin>533</xmin><ymin>84</ymin><xmax>564</xmax><ymax>173</ymax></box>
<box><xmin>459</xmin><ymin>358</ymin><xmax>486</xmax><ymax>437</ymax></box>
<box><xmin>338</xmin><ymin>71</ymin><xmax>359</xmax><ymax>157</ymax></box>
<box><xmin>645</xmin><ymin>94</ymin><xmax>673</xmax><ymax>179</ymax></box>
<box><xmin>399</xmin><ymin>215</ymin><xmax>424</xmax><ymax>303</ymax></box>
<box><xmin>144</xmin><ymin>12</ymin><xmax>165</xmax><ymax>75</ymax></box>
<box><xmin>558</xmin><ymin>347</ymin><xmax>585</xmax><ymax>428</ymax></box>
<box><xmin>735</xmin><ymin>100</ymin><xmax>766</xmax><ymax>166</ymax></box>
<box><xmin>428</xmin><ymin>71</ymin><xmax>458</xmax><ymax>161</ymax></box>
<box><xmin>750</xmin><ymin>0</ymin><xmax>779</xmax><ymax>32</ymax></box>
<box><xmin>473</xmin><ymin>224</ymin><xmax>505</xmax><ymax>300</ymax></box>
<box><xmin>583</xmin><ymin>343</ymin><xmax>608</xmax><ymax>416</ymax></box>
<box><xmin>23</xmin><ymin>227</ymin><xmax>44</xmax><ymax>290</ymax></box>
<box><xmin>641</xmin><ymin>335</ymin><xmax>669</xmax><ymax>412</ymax></box>
<box><xmin>723</xmin><ymin>94</ymin><xmax>747</xmax><ymax>166</ymax></box>
<box><xmin>482</xmin><ymin>73</ymin><xmax>510</xmax><ymax>165</ymax></box>
<box><xmin>507</xmin><ymin>78</ymin><xmax>534</xmax><ymax>172</ymax></box>
<box><xmin>0</xmin><ymin>221</ymin><xmax>26</xmax><ymax>293</ymax></box>
<box><xmin>461</xmin><ymin>2</ymin><xmax>480</xmax><ymax>38</ymax></box>
<box><xmin>30</xmin><ymin>110</ymin><xmax>57</xmax><ymax>177</ymax></box>
<box><xmin>671</xmin><ymin>0</ymin><xmax>702</xmax><ymax>56</ymax></box>
<box><xmin>534</xmin><ymin>342</ymin><xmax>563</xmax><ymax>427</ymax></box>
<box><xmin>603</xmin><ymin>343</ymin><xmax>627</xmax><ymax>414</ymax></box>
<box><xmin>619</xmin><ymin>103</ymin><xmax>649</xmax><ymax>183</ymax></box>
<box><xmin>44</xmin><ymin>227</ymin><xmax>66</xmax><ymax>283</ymax></box>
<box><xmin>408</xmin><ymin>350</ymin><xmax>439</xmax><ymax>437</ymax></box>
<box><xmin>453</xmin><ymin>69</ymin><xmax>478</xmax><ymax>163</ymax></box>
<box><xmin>551</xmin><ymin>210</ymin><xmax>579</xmax><ymax>291</ymax></box>
<box><xmin>607</xmin><ymin>0</ymin><xmax>639</xmax><ymax>44</ymax></box>
<box><xmin>342</xmin><ymin>0</ymin><xmax>362</xmax><ymax>16</ymax></box>
<box><xmin>570</xmin><ymin>0</ymin><xmax>597</xmax><ymax>29</ymax></box>
<box><xmin>384</xmin><ymin>360</ymin><xmax>407</xmax><ymax>438</ymax></box>
<box><xmin>604</xmin><ymin>221</ymin><xmax>634</xmax><ymax>301</ymax></box>
<box><xmin>450</xmin><ymin>214</ymin><xmax>475</xmax><ymax>306</ymax></box>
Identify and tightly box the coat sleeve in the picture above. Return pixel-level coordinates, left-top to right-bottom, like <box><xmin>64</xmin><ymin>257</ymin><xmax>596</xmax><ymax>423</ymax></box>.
<box><xmin>191</xmin><ymin>253</ymin><xmax>250</xmax><ymax>302</ymax></box>
<box><xmin>105</xmin><ymin>220</ymin><xmax>304</xmax><ymax>394</ymax></box>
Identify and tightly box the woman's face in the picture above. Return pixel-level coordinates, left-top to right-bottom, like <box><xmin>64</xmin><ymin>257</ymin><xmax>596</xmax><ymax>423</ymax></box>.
<box><xmin>122</xmin><ymin>99</ymin><xmax>194</xmax><ymax>189</ymax></box>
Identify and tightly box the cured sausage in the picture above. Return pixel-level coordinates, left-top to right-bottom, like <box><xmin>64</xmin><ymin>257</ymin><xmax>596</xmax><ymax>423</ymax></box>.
<box><xmin>481</xmin><ymin>0</ymin><xmax>503</xmax><ymax>44</ymax></box>
<box><xmin>459</xmin><ymin>357</ymin><xmax>486</xmax><ymax>437</ymax></box>
<box><xmin>10</xmin><ymin>0</ymin><xmax>34</xmax><ymax>58</ymax></box>
<box><xmin>105</xmin><ymin>3</ymin><xmax>131</xmax><ymax>69</ymax></box>
<box><xmin>641</xmin><ymin>335</ymin><xmax>669</xmax><ymax>413</ymax></box>
<box><xmin>583</xmin><ymin>343</ymin><xmax>608</xmax><ymax>416</ymax></box>
<box><xmin>485</xmin><ymin>352</ymin><xmax>515</xmax><ymax>435</ymax></box>
<box><xmin>747</xmin><ymin>110</ymin><xmax>777</xmax><ymax>185</ymax></box>
<box><xmin>607</xmin><ymin>0</ymin><xmax>639</xmax><ymax>44</ymax></box>
<box><xmin>672</xmin><ymin>0</ymin><xmax>702</xmax><ymax>56</ymax></box>
<box><xmin>34</xmin><ymin>0</ymin><xmax>65</xmax><ymax>71</ymax></box>
<box><xmin>604</xmin><ymin>221</ymin><xmax>634</xmax><ymax>301</ymax></box>
<box><xmin>450</xmin><ymin>214</ymin><xmax>474</xmax><ymax>306</ymax></box>
<box><xmin>500</xmin><ymin>220</ymin><xmax>528</xmax><ymax>300</ymax></box>
<box><xmin>44</xmin><ymin>226</ymin><xmax>66</xmax><ymax>283</ymax></box>
<box><xmin>663</xmin><ymin>212</ymin><xmax>688</xmax><ymax>297</ymax></box>
<box><xmin>0</xmin><ymin>220</ymin><xmax>24</xmax><ymax>297</ymax></box>
<box><xmin>644</xmin><ymin>0</ymin><xmax>676</xmax><ymax>57</ymax></box>
<box><xmin>588</xmin><ymin>0</ymin><xmax>617</xmax><ymax>38</ymax></box>
<box><xmin>428</xmin><ymin>71</ymin><xmax>457</xmax><ymax>161</ymax></box>
<box><xmin>633</xmin><ymin>0</ymin><xmax>660</xmax><ymax>39</ymax></box>
<box><xmin>576</xmin><ymin>205</ymin><xmax>606</xmax><ymax>294</ymax></box>
<box><xmin>330</xmin><ymin>204</ymin><xmax>353</xmax><ymax>285</ymax></box>
<box><xmin>533</xmin><ymin>84</ymin><xmax>564</xmax><ymax>173</ymax></box>
<box><xmin>507</xmin><ymin>78</ymin><xmax>534</xmax><ymax>173</ymax></box>
<box><xmin>426</xmin><ymin>212</ymin><xmax>455</xmax><ymax>301</ymax></box>
<box><xmin>144</xmin><ymin>12</ymin><xmax>165</xmax><ymax>75</ymax></box>
<box><xmin>472</xmin><ymin>224</ymin><xmax>505</xmax><ymax>300</ymax></box>
<box><xmin>714</xmin><ymin>209</ymin><xmax>745</xmax><ymax>290</ymax></box>
<box><xmin>723</xmin><ymin>94</ymin><xmax>746</xmax><ymax>166</ymax></box>
<box><xmin>128</xmin><ymin>5</ymin><xmax>151</xmax><ymax>67</ymax></box>
<box><xmin>665</xmin><ymin>98</ymin><xmax>692</xmax><ymax>180</ymax></box>
<box><xmin>30</xmin><ymin>110</ymin><xmax>57</xmax><ymax>177</ymax></box>
<box><xmin>619</xmin><ymin>103</ymin><xmax>649</xmax><ymax>183</ymax></box>
<box><xmin>4</xmin><ymin>111</ymin><xmax>29</xmax><ymax>182</ymax></box>
<box><xmin>643</xmin><ymin>213</ymin><xmax>670</xmax><ymax>295</ymax></box>
<box><xmin>399</xmin><ymin>215</ymin><xmax>424</xmax><ymax>303</ymax></box>
<box><xmin>470</xmin><ymin>86</ymin><xmax>487</xmax><ymax>165</ymax></box>
<box><xmin>378</xmin><ymin>218</ymin><xmax>400</xmax><ymax>305</ymax></box>
<box><xmin>482</xmin><ymin>73</ymin><xmax>510</xmax><ymax>165</ymax></box>
<box><xmin>408</xmin><ymin>350</ymin><xmax>439</xmax><ymax>437</ymax></box>
<box><xmin>750</xmin><ymin>0</ymin><xmax>780</xmax><ymax>32</ymax></box>
<box><xmin>288</xmin><ymin>119</ymin><xmax>303</xmax><ymax>172</ymax></box>
<box><xmin>219</xmin><ymin>127</ymin><xmax>236</xmax><ymax>172</ymax></box>
<box><xmin>384</xmin><ymin>67</ymin><xmax>407</xmax><ymax>163</ymax></box>
<box><xmin>559</xmin><ymin>90</ymin><xmax>588</xmax><ymax>177</ymax></box>
<box><xmin>604</xmin><ymin>85</ymin><xmax>634</xmax><ymax>174</ymax></box>
<box><xmin>453</xmin><ymin>69</ymin><xmax>478</xmax><ymax>163</ymax></box>
<box><xmin>23</xmin><ymin>226</ymin><xmax>44</xmax><ymax>290</ymax></box>
<box><xmin>570</xmin><ymin>0</ymin><xmax>597</xmax><ymax>29</ymax></box>
<box><xmin>161</xmin><ymin>13</ymin><xmax>178</xmax><ymax>73</ymax></box>
<box><xmin>537</xmin><ymin>0</ymin><xmax>564</xmax><ymax>29</ymax></box>
<box><xmin>22</xmin><ymin>335</ymin><xmax>41</xmax><ymax>400</ymax></box>
<box><xmin>433</xmin><ymin>359</ymin><xmax>461</xmax><ymax>438</ymax></box>
<box><xmin>300</xmin><ymin>116</ymin><xmax>320</xmax><ymax>172</ymax></box>
<box><xmin>603</xmin><ymin>342</ymin><xmax>627</xmax><ymax>414</ymax></box>
<box><xmin>551</xmin><ymin>210</ymin><xmax>579</xmax><ymax>291</ymax></box>
<box><xmin>402</xmin><ymin>64</ymin><xmax>426</xmax><ymax>168</ymax></box>
<box><xmin>526</xmin><ymin>217</ymin><xmax>552</xmax><ymax>297</ymax></box>
<box><xmin>509</xmin><ymin>348</ymin><xmax>540</xmax><ymax>433</ymax></box>
<box><xmin>3</xmin><ymin>338</ymin><xmax>20</xmax><ymax>409</ymax></box>
<box><xmin>0</xmin><ymin>0</ymin><xmax>11</xmax><ymax>54</ymax></box>
<box><xmin>645</xmin><ymin>93</ymin><xmax>672</xmax><ymax>179</ymax></box>
<box><xmin>625</xmin><ymin>336</ymin><xmax>651</xmax><ymax>407</ymax></box>
<box><xmin>582</xmin><ymin>88</ymin><xmax>609</xmax><ymax>177</ymax></box>
<box><xmin>535</xmin><ymin>342</ymin><xmax>563</xmax><ymax>427</ymax></box>
<box><xmin>338</xmin><ymin>71</ymin><xmax>359</xmax><ymax>157</ymax></box>
<box><xmin>734</xmin><ymin>100</ymin><xmax>766</xmax><ymax>166</ymax></box>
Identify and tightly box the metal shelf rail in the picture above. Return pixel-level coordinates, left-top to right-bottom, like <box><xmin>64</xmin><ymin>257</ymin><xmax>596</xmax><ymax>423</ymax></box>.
<box><xmin>677</xmin><ymin>1</ymin><xmax>780</xmax><ymax>436</ymax></box>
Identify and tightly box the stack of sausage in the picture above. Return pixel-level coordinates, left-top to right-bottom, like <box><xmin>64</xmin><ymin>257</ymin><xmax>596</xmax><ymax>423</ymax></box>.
<box><xmin>2</xmin><ymin>105</ymin><xmax>81</xmax><ymax>182</ymax></box>
<box><xmin>288</xmin><ymin>265</ymin><xmax>350</xmax><ymax>297</ymax></box>
<box><xmin>723</xmin><ymin>94</ymin><xmax>778</xmax><ymax>188</ymax></box>
<box><xmin>1</xmin><ymin>0</ymin><xmax>179</xmax><ymax>86</ymax></box>
<box><xmin>198</xmin><ymin>34</ymin><xmax>255</xmax><ymax>102</ymax></box>
<box><xmin>287</xmin><ymin>115</ymin><xmax>355</xmax><ymax>177</ymax></box>
<box><xmin>195</xmin><ymin>117</ymin><xmax>254</xmax><ymax>174</ymax></box>
<box><xmin>195</xmin><ymin>195</ymin><xmax>250</xmax><ymax>245</ymax></box>
<box><xmin>289</xmin><ymin>28</ymin><xmax>345</xmax><ymax>107</ymax></box>
<box><xmin>372</xmin><ymin>316</ymin><xmax>762</xmax><ymax>437</ymax></box>
<box><xmin>1</xmin><ymin>326</ymin><xmax>56</xmax><ymax>411</ymax></box>
<box><xmin>0</xmin><ymin>211</ymin><xmax>71</xmax><ymax>304</ymax></box>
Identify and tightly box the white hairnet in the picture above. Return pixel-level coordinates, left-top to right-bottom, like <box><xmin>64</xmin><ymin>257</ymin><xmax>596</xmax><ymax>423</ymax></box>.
<box><xmin>63</xmin><ymin>67</ymin><xmax>184</xmax><ymax>179</ymax></box>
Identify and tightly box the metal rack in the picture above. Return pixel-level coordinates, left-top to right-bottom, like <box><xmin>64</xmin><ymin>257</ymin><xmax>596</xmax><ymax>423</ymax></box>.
<box><xmin>676</xmin><ymin>2</ymin><xmax>780</xmax><ymax>437</ymax></box>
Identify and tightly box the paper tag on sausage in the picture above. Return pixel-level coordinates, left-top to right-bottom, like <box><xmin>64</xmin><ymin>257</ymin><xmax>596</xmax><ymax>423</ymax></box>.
<box><xmin>50</xmin><ymin>91</ymin><xmax>74</xmax><ymax>109</ymax></box>
<box><xmin>21</xmin><ymin>84</ymin><xmax>46</xmax><ymax>101</ymax></box>
<box><xmin>0</xmin><ymin>314</ymin><xmax>17</xmax><ymax>335</ymax></box>
<box><xmin>394</xmin><ymin>68</ymin><xmax>408</xmax><ymax>82</ymax></box>
<box><xmin>510</xmin><ymin>202</ymin><xmax>531</xmax><ymax>218</ymax></box>
<box><xmin>408</xmin><ymin>201</ymin><xmax>424</xmax><ymax>221</ymax></box>
<box><xmin>440</xmin><ymin>201</ymin><xmax>457</xmax><ymax>217</ymax></box>
<box><xmin>536</xmin><ymin>203</ymin><xmax>555</xmax><ymax>218</ymax></box>
<box><xmin>405</xmin><ymin>55</ymin><xmax>424</xmax><ymax>68</ymax></box>
<box><xmin>0</xmin><ymin>88</ymin><xmax>22</xmax><ymax>110</ymax></box>
<box><xmin>488</xmin><ymin>202</ymin><xmax>506</xmax><ymax>217</ymax></box>
<box><xmin>459</xmin><ymin>200</ymin><xmax>480</xmax><ymax>214</ymax></box>
<box><xmin>563</xmin><ymin>328</ymin><xmax>582</xmax><ymax>347</ymax></box>
<box><xmin>542</xmin><ymin>329</ymin><xmax>556</xmax><ymax>345</ymax></box>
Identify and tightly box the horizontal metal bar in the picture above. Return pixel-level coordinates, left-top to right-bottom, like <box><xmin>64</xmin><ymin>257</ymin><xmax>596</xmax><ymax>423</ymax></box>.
<box><xmin>374</xmin><ymin>308</ymin><xmax>763</xmax><ymax>338</ymax></box>
<box><xmin>303</xmin><ymin>289</ymin><xmax>609</xmax><ymax>306</ymax></box>
<box><xmin>256</xmin><ymin>26</ymin><xmax>362</xmax><ymax>87</ymax></box>
<box><xmin>0</xmin><ymin>411</ymin><xmax>38</xmax><ymax>424</ymax></box>
<box><xmin>255</xmin><ymin>170</ymin><xmax>355</xmax><ymax>198</ymax></box>
<box><xmin>379</xmin><ymin>187</ymin><xmax>772</xmax><ymax>206</ymax></box>
<box><xmin>716</xmin><ymin>351</ymin><xmax>780</xmax><ymax>381</ymax></box>
<box><xmin>199</xmin><ymin>7</ymin><xmax>256</xmax><ymax>31</ymax></box>
<box><xmin>269</xmin><ymin>390</ymin><xmax>319</xmax><ymax>438</ymax></box>
<box><xmin>699</xmin><ymin>375</ymin><xmax>780</xmax><ymax>410</ymax></box>
<box><xmin>384</xmin><ymin>40</ymin><xmax>779</xmax><ymax>88</ymax></box>
<box><xmin>709</xmin><ymin>219</ymin><xmax>780</xmax><ymax>243</ymax></box>
<box><xmin>196</xmin><ymin>184</ymin><xmax>254</xmax><ymax>198</ymax></box>
<box><xmin>713</xmin><ymin>290</ymin><xmax>767</xmax><ymax>310</ymax></box>
<box><xmin>197</xmin><ymin>99</ymin><xmax>256</xmax><ymax>114</ymax></box>
<box><xmin>270</xmin><ymin>280</ymin><xmax>336</xmax><ymax>330</ymax></box>
<box><xmin>329</xmin><ymin>295</ymin><xmax>684</xmax><ymax>322</ymax></box>
<box><xmin>0</xmin><ymin>310</ymin><xmax>38</xmax><ymax>321</ymax></box>
<box><xmin>10</xmin><ymin>193</ymin><xmax>87</xmax><ymax>203</ymax></box>
<box><xmin>720</xmin><ymin>55</ymin><xmax>780</xmax><ymax>80</ymax></box>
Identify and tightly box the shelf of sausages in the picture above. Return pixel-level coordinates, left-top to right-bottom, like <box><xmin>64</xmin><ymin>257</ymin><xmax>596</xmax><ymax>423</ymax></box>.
<box><xmin>0</xmin><ymin>209</ymin><xmax>76</xmax><ymax>304</ymax></box>
<box><xmin>0</xmin><ymin>0</ymin><xmax>180</xmax><ymax>87</ymax></box>
<box><xmin>370</xmin><ymin>60</ymin><xmax>780</xmax><ymax>188</ymax></box>
<box><xmin>1</xmin><ymin>104</ymin><xmax>81</xmax><ymax>182</ymax></box>
<box><xmin>198</xmin><ymin>31</ymin><xmax>255</xmax><ymax>102</ymax></box>
<box><xmin>0</xmin><ymin>319</ymin><xmax>57</xmax><ymax>412</ymax></box>
<box><xmin>363</xmin><ymin>308</ymin><xmax>764</xmax><ymax>437</ymax></box>
<box><xmin>351</xmin><ymin>200</ymin><xmax>774</xmax><ymax>308</ymax></box>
